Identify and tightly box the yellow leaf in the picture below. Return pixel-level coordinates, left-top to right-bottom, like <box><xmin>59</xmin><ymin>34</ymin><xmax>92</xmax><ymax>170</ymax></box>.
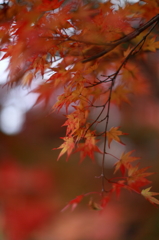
<box><xmin>114</xmin><ymin>150</ymin><xmax>140</xmax><ymax>175</ymax></box>
<box><xmin>106</xmin><ymin>126</ymin><xmax>127</xmax><ymax>148</ymax></box>
<box><xmin>143</xmin><ymin>37</ymin><xmax>159</xmax><ymax>52</ymax></box>
<box><xmin>141</xmin><ymin>187</ymin><xmax>159</xmax><ymax>205</ymax></box>
<box><xmin>53</xmin><ymin>137</ymin><xmax>75</xmax><ymax>161</ymax></box>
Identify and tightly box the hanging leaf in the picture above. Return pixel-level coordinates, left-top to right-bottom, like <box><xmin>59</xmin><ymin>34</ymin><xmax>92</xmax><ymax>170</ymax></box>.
<box><xmin>53</xmin><ymin>137</ymin><xmax>75</xmax><ymax>161</ymax></box>
<box><xmin>106</xmin><ymin>127</ymin><xmax>127</xmax><ymax>148</ymax></box>
<box><xmin>114</xmin><ymin>151</ymin><xmax>140</xmax><ymax>176</ymax></box>
<box><xmin>141</xmin><ymin>187</ymin><xmax>159</xmax><ymax>205</ymax></box>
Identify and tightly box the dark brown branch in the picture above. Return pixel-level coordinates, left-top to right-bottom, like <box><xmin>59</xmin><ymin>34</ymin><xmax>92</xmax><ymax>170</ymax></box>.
<box><xmin>98</xmin><ymin>20</ymin><xmax>158</xmax><ymax>196</ymax></box>
<box><xmin>82</xmin><ymin>14</ymin><xmax>159</xmax><ymax>63</ymax></box>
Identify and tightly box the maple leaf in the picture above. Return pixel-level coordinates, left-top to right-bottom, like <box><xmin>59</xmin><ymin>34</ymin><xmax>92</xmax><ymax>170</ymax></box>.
<box><xmin>63</xmin><ymin>115</ymin><xmax>80</xmax><ymax>137</ymax></box>
<box><xmin>114</xmin><ymin>151</ymin><xmax>140</xmax><ymax>176</ymax></box>
<box><xmin>143</xmin><ymin>37</ymin><xmax>159</xmax><ymax>52</ymax></box>
<box><xmin>62</xmin><ymin>106</ymin><xmax>89</xmax><ymax>137</ymax></box>
<box><xmin>141</xmin><ymin>187</ymin><xmax>159</xmax><ymax>205</ymax></box>
<box><xmin>53</xmin><ymin>137</ymin><xmax>75</xmax><ymax>161</ymax></box>
<box><xmin>106</xmin><ymin>127</ymin><xmax>127</xmax><ymax>148</ymax></box>
<box><xmin>53</xmin><ymin>86</ymin><xmax>83</xmax><ymax>113</ymax></box>
<box><xmin>75</xmin><ymin>132</ymin><xmax>102</xmax><ymax>162</ymax></box>
<box><xmin>111</xmin><ymin>85</ymin><xmax>131</xmax><ymax>106</ymax></box>
<box><xmin>127</xmin><ymin>165</ymin><xmax>153</xmax><ymax>192</ymax></box>
<box><xmin>61</xmin><ymin>194</ymin><xmax>84</xmax><ymax>212</ymax></box>
<box><xmin>111</xmin><ymin>180</ymin><xmax>126</xmax><ymax>198</ymax></box>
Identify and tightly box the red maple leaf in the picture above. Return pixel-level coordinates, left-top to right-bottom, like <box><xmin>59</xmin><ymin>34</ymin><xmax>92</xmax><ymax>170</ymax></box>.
<box><xmin>127</xmin><ymin>165</ymin><xmax>153</xmax><ymax>193</ymax></box>
<box><xmin>114</xmin><ymin>151</ymin><xmax>140</xmax><ymax>176</ymax></box>
<box><xmin>75</xmin><ymin>132</ymin><xmax>102</xmax><ymax>162</ymax></box>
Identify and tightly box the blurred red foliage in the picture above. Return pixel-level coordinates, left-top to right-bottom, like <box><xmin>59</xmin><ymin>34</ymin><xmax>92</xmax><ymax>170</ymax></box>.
<box><xmin>0</xmin><ymin>159</ymin><xmax>55</xmax><ymax>240</ymax></box>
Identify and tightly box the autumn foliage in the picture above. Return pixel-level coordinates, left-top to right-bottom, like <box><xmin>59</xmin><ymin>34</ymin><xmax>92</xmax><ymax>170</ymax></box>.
<box><xmin>1</xmin><ymin>0</ymin><xmax>159</xmax><ymax>212</ymax></box>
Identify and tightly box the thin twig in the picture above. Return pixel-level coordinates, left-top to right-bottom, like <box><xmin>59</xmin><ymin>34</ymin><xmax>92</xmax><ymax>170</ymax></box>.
<box><xmin>98</xmin><ymin>19</ymin><xmax>158</xmax><ymax>196</ymax></box>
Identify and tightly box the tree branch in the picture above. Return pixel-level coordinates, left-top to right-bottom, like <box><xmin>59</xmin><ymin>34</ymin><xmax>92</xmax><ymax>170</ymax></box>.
<box><xmin>82</xmin><ymin>14</ymin><xmax>159</xmax><ymax>63</ymax></box>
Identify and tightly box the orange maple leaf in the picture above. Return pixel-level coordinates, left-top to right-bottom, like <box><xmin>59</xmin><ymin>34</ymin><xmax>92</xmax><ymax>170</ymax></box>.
<box><xmin>62</xmin><ymin>106</ymin><xmax>88</xmax><ymax>137</ymax></box>
<box><xmin>127</xmin><ymin>165</ymin><xmax>153</xmax><ymax>192</ymax></box>
<box><xmin>106</xmin><ymin>126</ymin><xmax>127</xmax><ymax>148</ymax></box>
<box><xmin>53</xmin><ymin>137</ymin><xmax>75</xmax><ymax>161</ymax></box>
<box><xmin>141</xmin><ymin>187</ymin><xmax>159</xmax><ymax>205</ymax></box>
<box><xmin>111</xmin><ymin>85</ymin><xmax>131</xmax><ymax>106</ymax></box>
<box><xmin>53</xmin><ymin>87</ymin><xmax>82</xmax><ymax>113</ymax></box>
<box><xmin>75</xmin><ymin>132</ymin><xmax>102</xmax><ymax>162</ymax></box>
<box><xmin>114</xmin><ymin>151</ymin><xmax>140</xmax><ymax>176</ymax></box>
<box><xmin>143</xmin><ymin>37</ymin><xmax>159</xmax><ymax>52</ymax></box>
